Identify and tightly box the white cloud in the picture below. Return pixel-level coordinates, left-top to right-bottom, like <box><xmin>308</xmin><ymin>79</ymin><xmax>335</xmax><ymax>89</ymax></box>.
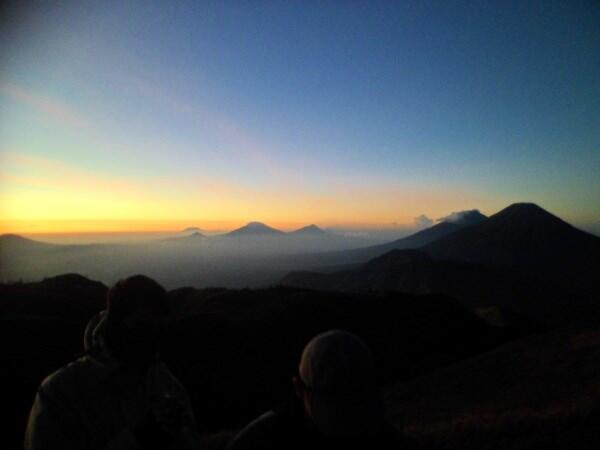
<box><xmin>414</xmin><ymin>214</ymin><xmax>434</xmax><ymax>228</ymax></box>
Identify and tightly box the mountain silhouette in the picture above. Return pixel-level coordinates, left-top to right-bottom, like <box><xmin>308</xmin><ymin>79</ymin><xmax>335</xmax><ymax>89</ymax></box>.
<box><xmin>281</xmin><ymin>204</ymin><xmax>600</xmax><ymax>325</ymax></box>
<box><xmin>162</xmin><ymin>231</ymin><xmax>207</xmax><ymax>242</ymax></box>
<box><xmin>283</xmin><ymin>249</ymin><xmax>528</xmax><ymax>301</ymax></box>
<box><xmin>0</xmin><ymin>234</ymin><xmax>53</xmax><ymax>250</ymax></box>
<box><xmin>437</xmin><ymin>209</ymin><xmax>488</xmax><ymax>225</ymax></box>
<box><xmin>289</xmin><ymin>224</ymin><xmax>326</xmax><ymax>236</ymax></box>
<box><xmin>358</xmin><ymin>215</ymin><xmax>485</xmax><ymax>257</ymax></box>
<box><xmin>424</xmin><ymin>203</ymin><xmax>600</xmax><ymax>281</ymax></box>
<box><xmin>225</xmin><ymin>221</ymin><xmax>284</xmax><ymax>237</ymax></box>
<box><xmin>292</xmin><ymin>211</ymin><xmax>487</xmax><ymax>267</ymax></box>
<box><xmin>183</xmin><ymin>227</ymin><xmax>203</xmax><ymax>233</ymax></box>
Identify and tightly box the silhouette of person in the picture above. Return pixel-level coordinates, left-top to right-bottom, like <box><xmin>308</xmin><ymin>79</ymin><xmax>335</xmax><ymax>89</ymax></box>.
<box><xmin>228</xmin><ymin>329</ymin><xmax>420</xmax><ymax>450</ymax></box>
<box><xmin>25</xmin><ymin>275</ymin><xmax>200</xmax><ymax>450</ymax></box>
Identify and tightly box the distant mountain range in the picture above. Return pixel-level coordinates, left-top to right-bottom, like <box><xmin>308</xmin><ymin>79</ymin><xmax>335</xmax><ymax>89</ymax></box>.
<box><xmin>281</xmin><ymin>203</ymin><xmax>600</xmax><ymax>325</ymax></box>
<box><xmin>223</xmin><ymin>222</ymin><xmax>328</xmax><ymax>238</ymax></box>
<box><xmin>285</xmin><ymin>209</ymin><xmax>487</xmax><ymax>268</ymax></box>
<box><xmin>3</xmin><ymin>203</ymin><xmax>599</xmax><ymax>303</ymax></box>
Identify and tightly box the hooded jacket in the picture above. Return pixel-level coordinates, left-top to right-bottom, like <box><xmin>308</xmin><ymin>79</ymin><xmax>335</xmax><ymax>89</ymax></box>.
<box><xmin>25</xmin><ymin>311</ymin><xmax>200</xmax><ymax>450</ymax></box>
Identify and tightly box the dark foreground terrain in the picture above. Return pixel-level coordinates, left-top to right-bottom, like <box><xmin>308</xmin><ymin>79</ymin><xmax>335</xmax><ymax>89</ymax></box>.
<box><xmin>3</xmin><ymin>273</ymin><xmax>599</xmax><ymax>449</ymax></box>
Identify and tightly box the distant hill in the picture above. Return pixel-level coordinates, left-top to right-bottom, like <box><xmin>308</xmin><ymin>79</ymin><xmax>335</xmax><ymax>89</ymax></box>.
<box><xmin>282</xmin><ymin>248</ymin><xmax>600</xmax><ymax>326</ymax></box>
<box><xmin>289</xmin><ymin>224</ymin><xmax>326</xmax><ymax>236</ymax></box>
<box><xmin>0</xmin><ymin>234</ymin><xmax>55</xmax><ymax>251</ymax></box>
<box><xmin>224</xmin><ymin>221</ymin><xmax>284</xmax><ymax>237</ymax></box>
<box><xmin>282</xmin><ymin>249</ymin><xmax>504</xmax><ymax>294</ymax></box>
<box><xmin>285</xmin><ymin>210</ymin><xmax>487</xmax><ymax>268</ymax></box>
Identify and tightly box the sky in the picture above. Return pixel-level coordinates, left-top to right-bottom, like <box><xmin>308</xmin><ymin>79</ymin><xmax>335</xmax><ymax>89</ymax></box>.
<box><xmin>1</xmin><ymin>0</ymin><xmax>599</xmax><ymax>234</ymax></box>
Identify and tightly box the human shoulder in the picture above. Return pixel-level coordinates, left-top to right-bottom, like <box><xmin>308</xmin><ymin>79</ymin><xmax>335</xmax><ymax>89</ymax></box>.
<box><xmin>227</xmin><ymin>410</ymin><xmax>283</xmax><ymax>450</ymax></box>
<box><xmin>38</xmin><ymin>356</ymin><xmax>101</xmax><ymax>402</ymax></box>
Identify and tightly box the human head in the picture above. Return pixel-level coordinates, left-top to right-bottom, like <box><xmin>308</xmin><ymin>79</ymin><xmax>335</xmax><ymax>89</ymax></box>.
<box><xmin>293</xmin><ymin>330</ymin><xmax>383</xmax><ymax>438</ymax></box>
<box><xmin>104</xmin><ymin>275</ymin><xmax>169</xmax><ymax>366</ymax></box>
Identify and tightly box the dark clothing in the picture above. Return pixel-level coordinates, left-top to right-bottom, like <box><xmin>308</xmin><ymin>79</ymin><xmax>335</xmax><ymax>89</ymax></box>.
<box><xmin>25</xmin><ymin>311</ymin><xmax>200</xmax><ymax>450</ymax></box>
<box><xmin>228</xmin><ymin>395</ymin><xmax>421</xmax><ymax>450</ymax></box>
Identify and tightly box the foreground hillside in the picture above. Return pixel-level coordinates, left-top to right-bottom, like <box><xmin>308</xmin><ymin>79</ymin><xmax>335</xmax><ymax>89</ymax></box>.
<box><xmin>386</xmin><ymin>328</ymin><xmax>600</xmax><ymax>450</ymax></box>
<box><xmin>1</xmin><ymin>274</ymin><xmax>510</xmax><ymax>450</ymax></box>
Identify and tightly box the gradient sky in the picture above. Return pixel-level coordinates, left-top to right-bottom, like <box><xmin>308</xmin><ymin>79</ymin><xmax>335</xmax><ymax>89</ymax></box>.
<box><xmin>1</xmin><ymin>1</ymin><xmax>599</xmax><ymax>234</ymax></box>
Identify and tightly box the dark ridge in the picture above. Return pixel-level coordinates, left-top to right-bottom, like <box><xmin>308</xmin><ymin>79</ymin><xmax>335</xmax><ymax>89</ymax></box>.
<box><xmin>0</xmin><ymin>234</ymin><xmax>55</xmax><ymax>250</ymax></box>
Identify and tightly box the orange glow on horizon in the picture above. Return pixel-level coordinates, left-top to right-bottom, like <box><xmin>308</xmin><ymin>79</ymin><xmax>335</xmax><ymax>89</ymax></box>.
<box><xmin>0</xmin><ymin>217</ymin><xmax>422</xmax><ymax>235</ymax></box>
<box><xmin>0</xmin><ymin>152</ymin><xmax>506</xmax><ymax>235</ymax></box>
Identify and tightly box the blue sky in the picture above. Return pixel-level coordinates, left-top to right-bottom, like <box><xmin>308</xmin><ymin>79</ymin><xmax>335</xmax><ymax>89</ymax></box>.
<box><xmin>1</xmin><ymin>0</ymin><xmax>599</xmax><ymax>233</ymax></box>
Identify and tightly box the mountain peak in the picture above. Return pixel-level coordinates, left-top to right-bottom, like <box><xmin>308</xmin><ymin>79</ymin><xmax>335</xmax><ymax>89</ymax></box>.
<box><xmin>489</xmin><ymin>203</ymin><xmax>567</xmax><ymax>227</ymax></box>
<box><xmin>501</xmin><ymin>202</ymin><xmax>547</xmax><ymax>215</ymax></box>
<box><xmin>226</xmin><ymin>221</ymin><xmax>284</xmax><ymax>237</ymax></box>
<box><xmin>503</xmin><ymin>202</ymin><xmax>544</xmax><ymax>211</ymax></box>
<box><xmin>245</xmin><ymin>221</ymin><xmax>274</xmax><ymax>230</ymax></box>
<box><xmin>291</xmin><ymin>224</ymin><xmax>325</xmax><ymax>235</ymax></box>
<box><xmin>438</xmin><ymin>209</ymin><xmax>487</xmax><ymax>226</ymax></box>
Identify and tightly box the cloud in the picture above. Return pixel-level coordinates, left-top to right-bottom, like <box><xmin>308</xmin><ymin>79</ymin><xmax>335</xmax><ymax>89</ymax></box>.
<box><xmin>437</xmin><ymin>209</ymin><xmax>484</xmax><ymax>224</ymax></box>
<box><xmin>414</xmin><ymin>214</ymin><xmax>434</xmax><ymax>228</ymax></box>
<box><xmin>0</xmin><ymin>81</ymin><xmax>91</xmax><ymax>129</ymax></box>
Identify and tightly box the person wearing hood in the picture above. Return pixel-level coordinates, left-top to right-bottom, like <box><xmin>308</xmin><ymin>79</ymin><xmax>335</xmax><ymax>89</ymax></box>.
<box><xmin>227</xmin><ymin>329</ymin><xmax>421</xmax><ymax>450</ymax></box>
<box><xmin>25</xmin><ymin>275</ymin><xmax>200</xmax><ymax>450</ymax></box>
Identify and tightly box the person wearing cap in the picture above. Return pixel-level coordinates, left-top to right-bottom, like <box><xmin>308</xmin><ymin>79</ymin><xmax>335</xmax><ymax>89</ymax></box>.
<box><xmin>25</xmin><ymin>275</ymin><xmax>201</xmax><ymax>450</ymax></box>
<box><xmin>228</xmin><ymin>329</ymin><xmax>420</xmax><ymax>450</ymax></box>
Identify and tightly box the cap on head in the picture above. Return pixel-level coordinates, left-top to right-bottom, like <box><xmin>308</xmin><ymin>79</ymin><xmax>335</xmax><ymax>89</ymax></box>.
<box><xmin>106</xmin><ymin>275</ymin><xmax>169</xmax><ymax>320</ymax></box>
<box><xmin>299</xmin><ymin>329</ymin><xmax>376</xmax><ymax>396</ymax></box>
<box><xmin>297</xmin><ymin>330</ymin><xmax>383</xmax><ymax>437</ymax></box>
